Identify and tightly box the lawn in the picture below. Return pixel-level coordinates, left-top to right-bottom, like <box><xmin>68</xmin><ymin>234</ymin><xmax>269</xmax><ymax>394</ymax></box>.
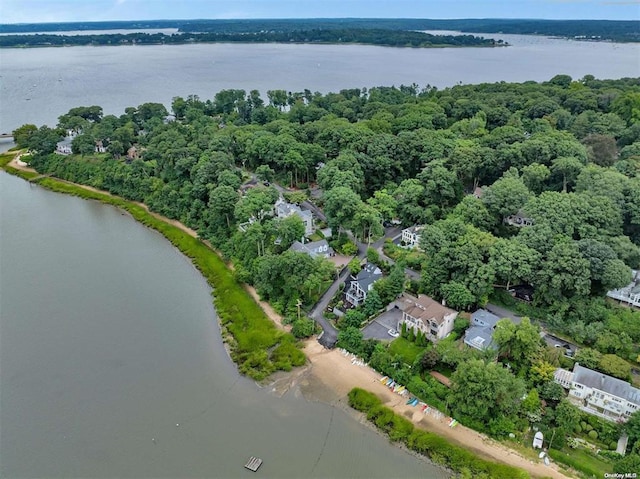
<box><xmin>548</xmin><ymin>447</ymin><xmax>612</xmax><ymax>478</ymax></box>
<box><xmin>388</xmin><ymin>337</ymin><xmax>426</xmax><ymax>364</ymax></box>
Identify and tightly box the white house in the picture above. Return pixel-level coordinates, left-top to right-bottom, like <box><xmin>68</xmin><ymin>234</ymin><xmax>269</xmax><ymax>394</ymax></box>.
<box><xmin>289</xmin><ymin>239</ymin><xmax>334</xmax><ymax>259</ymax></box>
<box><xmin>397</xmin><ymin>293</ymin><xmax>458</xmax><ymax>342</ymax></box>
<box><xmin>275</xmin><ymin>198</ymin><xmax>314</xmax><ymax>236</ymax></box>
<box><xmin>504</xmin><ymin>210</ymin><xmax>534</xmax><ymax>227</ymax></box>
<box><xmin>345</xmin><ymin>263</ymin><xmax>382</xmax><ymax>307</ymax></box>
<box><xmin>607</xmin><ymin>270</ymin><xmax>640</xmax><ymax>308</ymax></box>
<box><xmin>554</xmin><ymin>363</ymin><xmax>640</xmax><ymax>422</ymax></box>
<box><xmin>401</xmin><ymin>225</ymin><xmax>424</xmax><ymax>249</ymax></box>
<box><xmin>464</xmin><ymin>309</ymin><xmax>500</xmax><ymax>351</ymax></box>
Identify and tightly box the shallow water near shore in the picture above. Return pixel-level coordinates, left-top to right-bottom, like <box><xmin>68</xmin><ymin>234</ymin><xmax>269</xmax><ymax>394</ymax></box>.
<box><xmin>0</xmin><ymin>171</ymin><xmax>447</xmax><ymax>478</ymax></box>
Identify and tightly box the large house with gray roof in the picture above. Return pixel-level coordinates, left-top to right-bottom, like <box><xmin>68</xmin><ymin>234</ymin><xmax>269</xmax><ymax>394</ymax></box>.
<box><xmin>345</xmin><ymin>263</ymin><xmax>382</xmax><ymax>307</ymax></box>
<box><xmin>464</xmin><ymin>309</ymin><xmax>500</xmax><ymax>351</ymax></box>
<box><xmin>289</xmin><ymin>239</ymin><xmax>334</xmax><ymax>259</ymax></box>
<box><xmin>554</xmin><ymin>363</ymin><xmax>640</xmax><ymax>422</ymax></box>
<box><xmin>275</xmin><ymin>198</ymin><xmax>314</xmax><ymax>236</ymax></box>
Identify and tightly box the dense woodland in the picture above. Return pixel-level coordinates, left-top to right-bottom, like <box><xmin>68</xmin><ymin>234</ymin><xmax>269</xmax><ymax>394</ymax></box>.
<box><xmin>0</xmin><ymin>29</ymin><xmax>496</xmax><ymax>48</ymax></box>
<box><xmin>1</xmin><ymin>18</ymin><xmax>638</xmax><ymax>42</ymax></box>
<box><xmin>14</xmin><ymin>75</ymin><xmax>640</xmax><ymax>472</ymax></box>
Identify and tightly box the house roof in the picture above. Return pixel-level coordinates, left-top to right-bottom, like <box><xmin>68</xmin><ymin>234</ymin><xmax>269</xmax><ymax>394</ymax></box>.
<box><xmin>399</xmin><ymin>294</ymin><xmax>457</xmax><ymax>326</ymax></box>
<box><xmin>471</xmin><ymin>309</ymin><xmax>500</xmax><ymax>328</ymax></box>
<box><xmin>356</xmin><ymin>263</ymin><xmax>383</xmax><ymax>290</ymax></box>
<box><xmin>573</xmin><ymin>364</ymin><xmax>640</xmax><ymax>405</ymax></box>
<box><xmin>276</xmin><ymin>199</ymin><xmax>312</xmax><ymax>220</ymax></box>
<box><xmin>403</xmin><ymin>225</ymin><xmax>424</xmax><ymax>235</ymax></box>
<box><xmin>290</xmin><ymin>239</ymin><xmax>333</xmax><ymax>258</ymax></box>
<box><xmin>464</xmin><ymin>325</ymin><xmax>495</xmax><ymax>350</ymax></box>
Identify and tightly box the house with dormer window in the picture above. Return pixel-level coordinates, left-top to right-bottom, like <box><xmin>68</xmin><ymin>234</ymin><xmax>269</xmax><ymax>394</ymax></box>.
<box><xmin>396</xmin><ymin>293</ymin><xmax>458</xmax><ymax>342</ymax></box>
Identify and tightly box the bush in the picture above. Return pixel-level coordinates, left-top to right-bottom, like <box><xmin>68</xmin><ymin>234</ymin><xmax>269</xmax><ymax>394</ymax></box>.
<box><xmin>574</xmin><ymin>425</ymin><xmax>582</xmax><ymax>434</ymax></box>
<box><xmin>348</xmin><ymin>387</ymin><xmax>382</xmax><ymax>412</ymax></box>
<box><xmin>348</xmin><ymin>388</ymin><xmax>530</xmax><ymax>479</ymax></box>
<box><xmin>588</xmin><ymin>430</ymin><xmax>598</xmax><ymax>440</ymax></box>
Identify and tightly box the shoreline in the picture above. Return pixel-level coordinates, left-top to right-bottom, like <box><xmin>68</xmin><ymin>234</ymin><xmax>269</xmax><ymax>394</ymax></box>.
<box><xmin>3</xmin><ymin>154</ymin><xmax>573</xmax><ymax>478</ymax></box>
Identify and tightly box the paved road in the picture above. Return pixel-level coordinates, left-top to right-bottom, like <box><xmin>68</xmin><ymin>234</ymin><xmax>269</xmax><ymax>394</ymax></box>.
<box><xmin>485</xmin><ymin>303</ymin><xmax>523</xmax><ymax>325</ymax></box>
<box><xmin>308</xmin><ymin>226</ymin><xmax>403</xmax><ymax>348</ymax></box>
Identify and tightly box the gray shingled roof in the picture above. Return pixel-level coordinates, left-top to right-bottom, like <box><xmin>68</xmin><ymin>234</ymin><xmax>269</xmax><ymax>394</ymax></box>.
<box><xmin>464</xmin><ymin>325</ymin><xmax>496</xmax><ymax>350</ymax></box>
<box><xmin>471</xmin><ymin>309</ymin><xmax>500</xmax><ymax>328</ymax></box>
<box><xmin>574</xmin><ymin>364</ymin><xmax>640</xmax><ymax>405</ymax></box>
<box><xmin>289</xmin><ymin>239</ymin><xmax>333</xmax><ymax>258</ymax></box>
<box><xmin>356</xmin><ymin>263</ymin><xmax>383</xmax><ymax>291</ymax></box>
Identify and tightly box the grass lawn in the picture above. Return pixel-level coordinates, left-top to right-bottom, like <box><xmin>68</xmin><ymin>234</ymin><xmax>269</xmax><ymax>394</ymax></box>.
<box><xmin>388</xmin><ymin>337</ymin><xmax>426</xmax><ymax>364</ymax></box>
<box><xmin>548</xmin><ymin>447</ymin><xmax>612</xmax><ymax>478</ymax></box>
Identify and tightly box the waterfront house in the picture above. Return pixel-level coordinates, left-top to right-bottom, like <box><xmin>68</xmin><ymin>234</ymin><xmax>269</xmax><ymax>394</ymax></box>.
<box><xmin>290</xmin><ymin>239</ymin><xmax>334</xmax><ymax>259</ymax></box>
<box><xmin>464</xmin><ymin>309</ymin><xmax>500</xmax><ymax>351</ymax></box>
<box><xmin>396</xmin><ymin>293</ymin><xmax>458</xmax><ymax>342</ymax></box>
<box><xmin>606</xmin><ymin>270</ymin><xmax>640</xmax><ymax>308</ymax></box>
<box><xmin>275</xmin><ymin>198</ymin><xmax>314</xmax><ymax>236</ymax></box>
<box><xmin>554</xmin><ymin>363</ymin><xmax>640</xmax><ymax>422</ymax></box>
<box><xmin>345</xmin><ymin>263</ymin><xmax>383</xmax><ymax>307</ymax></box>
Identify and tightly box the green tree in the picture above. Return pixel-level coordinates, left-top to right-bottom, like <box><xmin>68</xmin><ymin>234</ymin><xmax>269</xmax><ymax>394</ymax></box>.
<box><xmin>598</xmin><ymin>354</ymin><xmax>631</xmax><ymax>381</ymax></box>
<box><xmin>554</xmin><ymin>399</ymin><xmax>582</xmax><ymax>432</ymax></box>
<box><xmin>11</xmin><ymin>124</ymin><xmax>37</xmax><ymax>148</ymax></box>
<box><xmin>324</xmin><ymin>186</ymin><xmax>363</xmax><ymax>233</ymax></box>
<box><xmin>482</xmin><ymin>174</ymin><xmax>532</xmax><ymax>222</ymax></box>
<box><xmin>440</xmin><ymin>281</ymin><xmax>476</xmax><ymax>311</ymax></box>
<box><xmin>551</xmin><ymin>156</ymin><xmax>584</xmax><ymax>192</ymax></box>
<box><xmin>521</xmin><ymin>162</ymin><xmax>550</xmax><ymax>194</ymax></box>
<box><xmin>337</xmin><ymin>326</ymin><xmax>364</xmax><ymax>354</ymax></box>
<box><xmin>490</xmin><ymin>238</ymin><xmax>539</xmax><ymax>290</ymax></box>
<box><xmin>449</xmin><ymin>359</ymin><xmax>526</xmax><ymax>427</ymax></box>
<box><xmin>493</xmin><ymin>317</ymin><xmax>542</xmax><ymax>373</ymax></box>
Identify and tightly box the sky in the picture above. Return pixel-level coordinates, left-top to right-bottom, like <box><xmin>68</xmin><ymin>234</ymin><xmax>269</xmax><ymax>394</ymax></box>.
<box><xmin>0</xmin><ymin>0</ymin><xmax>638</xmax><ymax>24</ymax></box>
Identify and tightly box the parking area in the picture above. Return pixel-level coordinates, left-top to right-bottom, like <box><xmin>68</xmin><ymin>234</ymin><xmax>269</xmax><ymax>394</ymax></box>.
<box><xmin>362</xmin><ymin>307</ymin><xmax>403</xmax><ymax>340</ymax></box>
<box><xmin>543</xmin><ymin>333</ymin><xmax>577</xmax><ymax>357</ymax></box>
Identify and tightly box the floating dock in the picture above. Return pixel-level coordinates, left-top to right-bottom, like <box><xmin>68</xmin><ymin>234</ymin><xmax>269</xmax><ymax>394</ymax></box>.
<box><xmin>244</xmin><ymin>456</ymin><xmax>263</xmax><ymax>472</ymax></box>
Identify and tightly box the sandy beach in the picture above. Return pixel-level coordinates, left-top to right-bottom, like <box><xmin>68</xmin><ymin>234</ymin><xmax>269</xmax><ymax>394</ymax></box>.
<box><xmin>6</xmin><ymin>153</ymin><xmax>573</xmax><ymax>478</ymax></box>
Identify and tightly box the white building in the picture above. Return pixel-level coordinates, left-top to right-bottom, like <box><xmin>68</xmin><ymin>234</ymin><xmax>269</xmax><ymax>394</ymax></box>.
<box><xmin>554</xmin><ymin>363</ymin><xmax>640</xmax><ymax>422</ymax></box>
<box><xmin>607</xmin><ymin>269</ymin><xmax>640</xmax><ymax>308</ymax></box>
<box><xmin>275</xmin><ymin>198</ymin><xmax>314</xmax><ymax>236</ymax></box>
<box><xmin>345</xmin><ymin>263</ymin><xmax>382</xmax><ymax>307</ymax></box>
<box><xmin>401</xmin><ymin>225</ymin><xmax>424</xmax><ymax>249</ymax></box>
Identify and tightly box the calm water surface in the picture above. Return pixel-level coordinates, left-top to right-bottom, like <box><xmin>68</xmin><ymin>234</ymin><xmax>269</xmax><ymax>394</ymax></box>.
<box><xmin>1</xmin><ymin>34</ymin><xmax>638</xmax><ymax>132</ymax></box>
<box><xmin>0</xmin><ymin>36</ymin><xmax>637</xmax><ymax>477</ymax></box>
<box><xmin>0</xmin><ymin>171</ymin><xmax>446</xmax><ymax>478</ymax></box>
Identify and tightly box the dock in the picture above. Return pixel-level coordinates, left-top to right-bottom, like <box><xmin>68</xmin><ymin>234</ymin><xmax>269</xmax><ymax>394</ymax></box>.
<box><xmin>244</xmin><ymin>456</ymin><xmax>263</xmax><ymax>472</ymax></box>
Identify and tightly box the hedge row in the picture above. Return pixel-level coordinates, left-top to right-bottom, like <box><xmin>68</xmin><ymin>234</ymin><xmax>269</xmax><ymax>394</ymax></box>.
<box><xmin>348</xmin><ymin>388</ymin><xmax>530</xmax><ymax>479</ymax></box>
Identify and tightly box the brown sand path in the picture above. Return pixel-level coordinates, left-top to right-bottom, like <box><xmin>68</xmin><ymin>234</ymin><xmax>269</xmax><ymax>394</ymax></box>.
<box><xmin>6</xmin><ymin>155</ymin><xmax>572</xmax><ymax>478</ymax></box>
<box><xmin>302</xmin><ymin>341</ymin><xmax>573</xmax><ymax>479</ymax></box>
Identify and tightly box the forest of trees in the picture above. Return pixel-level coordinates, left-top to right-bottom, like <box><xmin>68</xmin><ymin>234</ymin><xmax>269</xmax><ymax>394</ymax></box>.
<box><xmin>1</xmin><ymin>18</ymin><xmax>638</xmax><ymax>42</ymax></box>
<box><xmin>0</xmin><ymin>29</ymin><xmax>497</xmax><ymax>48</ymax></box>
<box><xmin>13</xmin><ymin>75</ymin><xmax>640</xmax><ymax>469</ymax></box>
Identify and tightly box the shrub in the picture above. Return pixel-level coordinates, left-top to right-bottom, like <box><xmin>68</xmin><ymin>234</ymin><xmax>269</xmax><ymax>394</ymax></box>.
<box><xmin>574</xmin><ymin>425</ymin><xmax>582</xmax><ymax>434</ymax></box>
<box><xmin>588</xmin><ymin>430</ymin><xmax>598</xmax><ymax>440</ymax></box>
<box><xmin>348</xmin><ymin>388</ymin><xmax>530</xmax><ymax>479</ymax></box>
<box><xmin>348</xmin><ymin>387</ymin><xmax>382</xmax><ymax>412</ymax></box>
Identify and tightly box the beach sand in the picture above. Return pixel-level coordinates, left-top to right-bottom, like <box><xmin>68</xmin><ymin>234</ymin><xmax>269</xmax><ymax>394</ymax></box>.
<box><xmin>6</xmin><ymin>153</ymin><xmax>573</xmax><ymax>478</ymax></box>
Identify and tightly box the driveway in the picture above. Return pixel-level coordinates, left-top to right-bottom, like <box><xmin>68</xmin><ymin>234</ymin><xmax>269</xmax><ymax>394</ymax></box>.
<box><xmin>362</xmin><ymin>307</ymin><xmax>403</xmax><ymax>340</ymax></box>
<box><xmin>485</xmin><ymin>303</ymin><xmax>522</xmax><ymax>325</ymax></box>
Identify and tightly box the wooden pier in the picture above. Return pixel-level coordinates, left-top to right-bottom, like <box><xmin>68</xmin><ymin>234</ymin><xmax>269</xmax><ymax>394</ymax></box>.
<box><xmin>244</xmin><ymin>456</ymin><xmax>263</xmax><ymax>472</ymax></box>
